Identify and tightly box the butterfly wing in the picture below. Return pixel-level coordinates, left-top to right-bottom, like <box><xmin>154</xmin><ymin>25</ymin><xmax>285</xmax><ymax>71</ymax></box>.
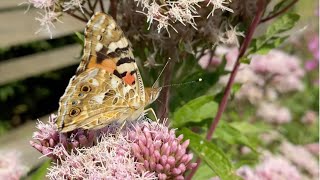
<box><xmin>56</xmin><ymin>13</ymin><xmax>145</xmax><ymax>132</ymax></box>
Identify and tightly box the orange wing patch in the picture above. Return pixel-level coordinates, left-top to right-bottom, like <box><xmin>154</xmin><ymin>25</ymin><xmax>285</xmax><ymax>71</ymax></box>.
<box><xmin>123</xmin><ymin>72</ymin><xmax>135</xmax><ymax>85</ymax></box>
<box><xmin>87</xmin><ymin>56</ymin><xmax>117</xmax><ymax>74</ymax></box>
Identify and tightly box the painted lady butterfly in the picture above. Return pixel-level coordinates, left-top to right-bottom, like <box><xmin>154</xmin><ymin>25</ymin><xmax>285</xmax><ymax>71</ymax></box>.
<box><xmin>56</xmin><ymin>12</ymin><xmax>162</xmax><ymax>132</ymax></box>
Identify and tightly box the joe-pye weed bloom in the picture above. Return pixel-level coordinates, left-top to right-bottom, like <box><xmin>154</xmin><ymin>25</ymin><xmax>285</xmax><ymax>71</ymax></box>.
<box><xmin>31</xmin><ymin>116</ymin><xmax>196</xmax><ymax>179</ymax></box>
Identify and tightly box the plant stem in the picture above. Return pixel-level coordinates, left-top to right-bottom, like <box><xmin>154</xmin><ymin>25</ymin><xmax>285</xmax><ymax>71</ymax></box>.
<box><xmin>99</xmin><ymin>0</ymin><xmax>105</xmax><ymax>13</ymax></box>
<box><xmin>66</xmin><ymin>11</ymin><xmax>87</xmax><ymax>22</ymax></box>
<box><xmin>87</xmin><ymin>0</ymin><xmax>94</xmax><ymax>11</ymax></box>
<box><xmin>93</xmin><ymin>0</ymin><xmax>99</xmax><ymax>10</ymax></box>
<box><xmin>260</xmin><ymin>0</ymin><xmax>299</xmax><ymax>23</ymax></box>
<box><xmin>157</xmin><ymin>60</ymin><xmax>174</xmax><ymax>121</ymax></box>
<box><xmin>109</xmin><ymin>0</ymin><xmax>119</xmax><ymax>19</ymax></box>
<box><xmin>186</xmin><ymin>0</ymin><xmax>266</xmax><ymax>179</ymax></box>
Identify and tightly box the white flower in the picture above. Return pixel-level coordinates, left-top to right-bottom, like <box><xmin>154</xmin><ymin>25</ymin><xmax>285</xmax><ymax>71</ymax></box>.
<box><xmin>206</xmin><ymin>0</ymin><xmax>233</xmax><ymax>18</ymax></box>
<box><xmin>219</xmin><ymin>24</ymin><xmax>245</xmax><ymax>47</ymax></box>
<box><xmin>63</xmin><ymin>0</ymin><xmax>84</xmax><ymax>13</ymax></box>
<box><xmin>24</xmin><ymin>0</ymin><xmax>55</xmax><ymax>9</ymax></box>
<box><xmin>35</xmin><ymin>11</ymin><xmax>62</xmax><ymax>39</ymax></box>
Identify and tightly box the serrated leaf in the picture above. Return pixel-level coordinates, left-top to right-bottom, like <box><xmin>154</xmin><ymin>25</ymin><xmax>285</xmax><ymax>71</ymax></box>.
<box><xmin>180</xmin><ymin>128</ymin><xmax>241</xmax><ymax>180</ymax></box>
<box><xmin>172</xmin><ymin>95</ymin><xmax>218</xmax><ymax>127</ymax></box>
<box><xmin>31</xmin><ymin>160</ymin><xmax>51</xmax><ymax>180</ymax></box>
<box><xmin>214</xmin><ymin>121</ymin><xmax>257</xmax><ymax>152</ymax></box>
<box><xmin>248</xmin><ymin>13</ymin><xmax>299</xmax><ymax>55</ymax></box>
<box><xmin>266</xmin><ymin>13</ymin><xmax>300</xmax><ymax>36</ymax></box>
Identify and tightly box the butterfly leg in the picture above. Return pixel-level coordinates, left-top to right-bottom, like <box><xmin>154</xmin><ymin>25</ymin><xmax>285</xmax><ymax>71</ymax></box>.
<box><xmin>144</xmin><ymin>108</ymin><xmax>158</xmax><ymax>121</ymax></box>
<box><xmin>116</xmin><ymin>120</ymin><xmax>127</xmax><ymax>136</ymax></box>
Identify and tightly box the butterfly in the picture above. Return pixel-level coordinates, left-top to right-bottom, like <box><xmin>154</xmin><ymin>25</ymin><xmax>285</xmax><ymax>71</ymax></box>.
<box><xmin>56</xmin><ymin>12</ymin><xmax>162</xmax><ymax>133</ymax></box>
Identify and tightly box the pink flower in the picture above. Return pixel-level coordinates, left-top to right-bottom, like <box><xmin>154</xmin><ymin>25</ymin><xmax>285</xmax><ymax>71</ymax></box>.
<box><xmin>198</xmin><ymin>50</ymin><xmax>223</xmax><ymax>69</ymax></box>
<box><xmin>31</xmin><ymin>116</ymin><xmax>196</xmax><ymax>179</ymax></box>
<box><xmin>30</xmin><ymin>114</ymin><xmax>117</xmax><ymax>159</ymax></box>
<box><xmin>0</xmin><ymin>151</ymin><xmax>28</xmax><ymax>180</ymax></box>
<box><xmin>47</xmin><ymin>135</ymin><xmax>156</xmax><ymax>180</ymax></box>
<box><xmin>250</xmin><ymin>50</ymin><xmax>305</xmax><ymax>93</ymax></box>
<box><xmin>301</xmin><ymin>110</ymin><xmax>318</xmax><ymax>124</ymax></box>
<box><xmin>236</xmin><ymin>153</ymin><xmax>302</xmax><ymax>180</ymax></box>
<box><xmin>128</xmin><ymin>120</ymin><xmax>197</xmax><ymax>180</ymax></box>
<box><xmin>256</xmin><ymin>102</ymin><xmax>292</xmax><ymax>124</ymax></box>
<box><xmin>305</xmin><ymin>60</ymin><xmax>319</xmax><ymax>71</ymax></box>
<box><xmin>304</xmin><ymin>143</ymin><xmax>319</xmax><ymax>156</ymax></box>
<box><xmin>253</xmin><ymin>154</ymin><xmax>302</xmax><ymax>180</ymax></box>
<box><xmin>308</xmin><ymin>34</ymin><xmax>319</xmax><ymax>61</ymax></box>
<box><xmin>280</xmin><ymin>142</ymin><xmax>319</xmax><ymax>178</ymax></box>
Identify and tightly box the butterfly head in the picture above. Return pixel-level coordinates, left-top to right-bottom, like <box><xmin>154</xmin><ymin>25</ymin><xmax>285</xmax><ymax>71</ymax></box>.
<box><xmin>145</xmin><ymin>87</ymin><xmax>162</xmax><ymax>105</ymax></box>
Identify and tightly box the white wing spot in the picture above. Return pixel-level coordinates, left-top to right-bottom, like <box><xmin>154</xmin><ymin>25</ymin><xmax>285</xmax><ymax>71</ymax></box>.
<box><xmin>92</xmin><ymin>93</ymin><xmax>105</xmax><ymax>104</ymax></box>
<box><xmin>95</xmin><ymin>43</ymin><xmax>103</xmax><ymax>52</ymax></box>
<box><xmin>111</xmin><ymin>78</ymin><xmax>120</xmax><ymax>88</ymax></box>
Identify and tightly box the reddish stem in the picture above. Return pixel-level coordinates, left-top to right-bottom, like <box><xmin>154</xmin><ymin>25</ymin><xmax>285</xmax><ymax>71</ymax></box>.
<box><xmin>109</xmin><ymin>0</ymin><xmax>119</xmax><ymax>19</ymax></box>
<box><xmin>260</xmin><ymin>0</ymin><xmax>299</xmax><ymax>23</ymax></box>
<box><xmin>158</xmin><ymin>60</ymin><xmax>173</xmax><ymax>121</ymax></box>
<box><xmin>186</xmin><ymin>0</ymin><xmax>266</xmax><ymax>179</ymax></box>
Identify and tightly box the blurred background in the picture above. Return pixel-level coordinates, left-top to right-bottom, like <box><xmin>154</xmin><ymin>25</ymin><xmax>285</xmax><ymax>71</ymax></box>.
<box><xmin>0</xmin><ymin>0</ymin><xmax>318</xmax><ymax>179</ymax></box>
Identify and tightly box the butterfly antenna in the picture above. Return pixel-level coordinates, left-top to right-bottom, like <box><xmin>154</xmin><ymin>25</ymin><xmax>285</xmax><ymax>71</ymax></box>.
<box><xmin>160</xmin><ymin>78</ymin><xmax>203</xmax><ymax>88</ymax></box>
<box><xmin>152</xmin><ymin>58</ymin><xmax>171</xmax><ymax>88</ymax></box>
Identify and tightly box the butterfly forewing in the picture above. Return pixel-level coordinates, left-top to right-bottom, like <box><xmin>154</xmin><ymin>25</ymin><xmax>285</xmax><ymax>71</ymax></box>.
<box><xmin>56</xmin><ymin>13</ymin><xmax>147</xmax><ymax>132</ymax></box>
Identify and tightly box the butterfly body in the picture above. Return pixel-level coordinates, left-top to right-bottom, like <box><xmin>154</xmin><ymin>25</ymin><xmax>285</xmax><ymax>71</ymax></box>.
<box><xmin>56</xmin><ymin>12</ymin><xmax>161</xmax><ymax>133</ymax></box>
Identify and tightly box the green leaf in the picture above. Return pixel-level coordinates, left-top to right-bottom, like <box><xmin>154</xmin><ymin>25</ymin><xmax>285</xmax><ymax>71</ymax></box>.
<box><xmin>75</xmin><ymin>32</ymin><xmax>85</xmax><ymax>45</ymax></box>
<box><xmin>266</xmin><ymin>13</ymin><xmax>300</xmax><ymax>36</ymax></box>
<box><xmin>268</xmin><ymin>0</ymin><xmax>294</xmax><ymax>18</ymax></box>
<box><xmin>193</xmin><ymin>164</ymin><xmax>217</xmax><ymax>180</ymax></box>
<box><xmin>180</xmin><ymin>128</ymin><xmax>241</xmax><ymax>180</ymax></box>
<box><xmin>172</xmin><ymin>95</ymin><xmax>218</xmax><ymax>128</ymax></box>
<box><xmin>248</xmin><ymin>13</ymin><xmax>299</xmax><ymax>55</ymax></box>
<box><xmin>230</xmin><ymin>122</ymin><xmax>269</xmax><ymax>134</ymax></box>
<box><xmin>214</xmin><ymin>121</ymin><xmax>257</xmax><ymax>152</ymax></box>
<box><xmin>30</xmin><ymin>160</ymin><xmax>51</xmax><ymax>180</ymax></box>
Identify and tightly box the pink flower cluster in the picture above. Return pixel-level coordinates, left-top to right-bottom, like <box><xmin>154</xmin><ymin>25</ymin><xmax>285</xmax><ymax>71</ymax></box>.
<box><xmin>128</xmin><ymin>121</ymin><xmax>196</xmax><ymax>179</ymax></box>
<box><xmin>237</xmin><ymin>154</ymin><xmax>302</xmax><ymax>180</ymax></box>
<box><xmin>0</xmin><ymin>151</ymin><xmax>27</xmax><ymax>180</ymax></box>
<box><xmin>256</xmin><ymin>102</ymin><xmax>292</xmax><ymax>124</ymax></box>
<box><xmin>280</xmin><ymin>142</ymin><xmax>319</xmax><ymax>178</ymax></box>
<box><xmin>305</xmin><ymin>34</ymin><xmax>319</xmax><ymax>71</ymax></box>
<box><xmin>200</xmin><ymin>46</ymin><xmax>305</xmax><ymax>124</ymax></box>
<box><xmin>236</xmin><ymin>142</ymin><xmax>319</xmax><ymax>180</ymax></box>
<box><xmin>47</xmin><ymin>135</ymin><xmax>156</xmax><ymax>180</ymax></box>
<box><xmin>31</xmin><ymin>116</ymin><xmax>196</xmax><ymax>179</ymax></box>
<box><xmin>250</xmin><ymin>50</ymin><xmax>305</xmax><ymax>93</ymax></box>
